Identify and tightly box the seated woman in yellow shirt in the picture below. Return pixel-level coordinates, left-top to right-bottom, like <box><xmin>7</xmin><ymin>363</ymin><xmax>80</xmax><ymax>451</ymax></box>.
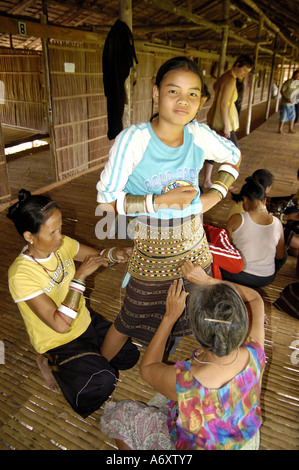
<box><xmin>8</xmin><ymin>189</ymin><xmax>139</xmax><ymax>418</ymax></box>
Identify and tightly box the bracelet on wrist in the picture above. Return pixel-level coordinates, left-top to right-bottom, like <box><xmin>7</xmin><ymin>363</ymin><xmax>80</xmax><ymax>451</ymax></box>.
<box><xmin>100</xmin><ymin>247</ymin><xmax>117</xmax><ymax>265</ymax></box>
<box><xmin>56</xmin><ymin>310</ymin><xmax>72</xmax><ymax>326</ymax></box>
<box><xmin>57</xmin><ymin>302</ymin><xmax>78</xmax><ymax>319</ymax></box>
<box><xmin>108</xmin><ymin>247</ymin><xmax>118</xmax><ymax>264</ymax></box>
<box><xmin>70</xmin><ymin>278</ymin><xmax>86</xmax><ymax>293</ymax></box>
<box><xmin>145</xmin><ymin>194</ymin><xmax>156</xmax><ymax>213</ymax></box>
<box><xmin>125</xmin><ymin>194</ymin><xmax>157</xmax><ymax>214</ymax></box>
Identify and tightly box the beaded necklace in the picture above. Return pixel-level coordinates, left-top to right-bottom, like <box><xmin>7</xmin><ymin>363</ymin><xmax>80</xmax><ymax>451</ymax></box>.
<box><xmin>250</xmin><ymin>208</ymin><xmax>267</xmax><ymax>213</ymax></box>
<box><xmin>28</xmin><ymin>250</ymin><xmax>65</xmax><ymax>284</ymax></box>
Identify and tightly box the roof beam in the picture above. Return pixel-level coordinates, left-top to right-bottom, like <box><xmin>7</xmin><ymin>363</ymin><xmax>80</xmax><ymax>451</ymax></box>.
<box><xmin>0</xmin><ymin>14</ymin><xmax>107</xmax><ymax>44</ymax></box>
<box><xmin>142</xmin><ymin>0</ymin><xmax>298</xmax><ymax>58</ymax></box>
<box><xmin>235</xmin><ymin>0</ymin><xmax>298</xmax><ymax>53</ymax></box>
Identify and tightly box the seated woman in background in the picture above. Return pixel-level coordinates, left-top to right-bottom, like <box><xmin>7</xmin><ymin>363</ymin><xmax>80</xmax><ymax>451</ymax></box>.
<box><xmin>203</xmin><ymin>223</ymin><xmax>244</xmax><ymax>279</ymax></box>
<box><xmin>266</xmin><ymin>168</ymin><xmax>299</xmax><ymax>258</ymax></box>
<box><xmin>101</xmin><ymin>262</ymin><xmax>266</xmax><ymax>450</ymax></box>
<box><xmin>222</xmin><ymin>178</ymin><xmax>286</xmax><ymax>287</ymax></box>
<box><xmin>229</xmin><ymin>168</ymin><xmax>298</xmax><ymax>258</ymax></box>
<box><xmin>7</xmin><ymin>189</ymin><xmax>139</xmax><ymax>418</ymax></box>
<box><xmin>228</xmin><ymin>168</ymin><xmax>274</xmax><ymax>219</ymax></box>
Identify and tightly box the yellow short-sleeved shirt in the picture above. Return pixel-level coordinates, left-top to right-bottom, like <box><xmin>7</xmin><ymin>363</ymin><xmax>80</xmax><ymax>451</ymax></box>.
<box><xmin>228</xmin><ymin>200</ymin><xmax>244</xmax><ymax>219</ymax></box>
<box><xmin>8</xmin><ymin>235</ymin><xmax>91</xmax><ymax>354</ymax></box>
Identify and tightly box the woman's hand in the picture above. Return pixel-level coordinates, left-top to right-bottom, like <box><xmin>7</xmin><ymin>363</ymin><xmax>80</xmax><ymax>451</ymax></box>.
<box><xmin>164</xmin><ymin>279</ymin><xmax>188</xmax><ymax>323</ymax></box>
<box><xmin>75</xmin><ymin>254</ymin><xmax>109</xmax><ymax>281</ymax></box>
<box><xmin>113</xmin><ymin>246</ymin><xmax>133</xmax><ymax>262</ymax></box>
<box><xmin>155</xmin><ymin>185</ymin><xmax>198</xmax><ymax>210</ymax></box>
<box><xmin>223</xmin><ymin>125</ymin><xmax>231</xmax><ymax>139</ymax></box>
<box><xmin>181</xmin><ymin>260</ymin><xmax>212</xmax><ymax>286</ymax></box>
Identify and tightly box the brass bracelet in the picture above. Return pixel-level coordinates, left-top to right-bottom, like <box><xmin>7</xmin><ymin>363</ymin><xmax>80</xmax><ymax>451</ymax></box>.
<box><xmin>100</xmin><ymin>247</ymin><xmax>117</xmax><ymax>265</ymax></box>
<box><xmin>210</xmin><ymin>171</ymin><xmax>237</xmax><ymax>199</ymax></box>
<box><xmin>125</xmin><ymin>194</ymin><xmax>146</xmax><ymax>214</ymax></box>
<box><xmin>209</xmin><ymin>187</ymin><xmax>224</xmax><ymax>200</ymax></box>
<box><xmin>57</xmin><ymin>279</ymin><xmax>85</xmax><ymax>319</ymax></box>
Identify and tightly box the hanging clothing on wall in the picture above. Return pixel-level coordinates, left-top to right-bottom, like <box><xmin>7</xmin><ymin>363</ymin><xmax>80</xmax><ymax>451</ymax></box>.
<box><xmin>102</xmin><ymin>19</ymin><xmax>138</xmax><ymax>140</ymax></box>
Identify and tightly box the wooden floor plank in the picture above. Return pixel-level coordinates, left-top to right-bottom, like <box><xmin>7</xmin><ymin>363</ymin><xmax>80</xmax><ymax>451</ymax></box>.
<box><xmin>0</xmin><ymin>111</ymin><xmax>298</xmax><ymax>450</ymax></box>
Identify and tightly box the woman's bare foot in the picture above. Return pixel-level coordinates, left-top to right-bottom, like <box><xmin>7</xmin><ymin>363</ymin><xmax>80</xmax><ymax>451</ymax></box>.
<box><xmin>36</xmin><ymin>354</ymin><xmax>60</xmax><ymax>393</ymax></box>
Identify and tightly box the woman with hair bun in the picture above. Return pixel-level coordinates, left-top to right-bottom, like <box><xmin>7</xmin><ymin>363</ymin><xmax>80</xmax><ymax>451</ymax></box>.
<box><xmin>7</xmin><ymin>189</ymin><xmax>139</xmax><ymax>418</ymax></box>
<box><xmin>228</xmin><ymin>168</ymin><xmax>274</xmax><ymax>218</ymax></box>
<box><xmin>222</xmin><ymin>177</ymin><xmax>285</xmax><ymax>287</ymax></box>
<box><xmin>101</xmin><ymin>263</ymin><xmax>265</xmax><ymax>450</ymax></box>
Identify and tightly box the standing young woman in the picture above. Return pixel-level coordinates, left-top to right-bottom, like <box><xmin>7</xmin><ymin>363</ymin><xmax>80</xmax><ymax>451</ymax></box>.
<box><xmin>203</xmin><ymin>55</ymin><xmax>253</xmax><ymax>189</ymax></box>
<box><xmin>96</xmin><ymin>56</ymin><xmax>241</xmax><ymax>356</ymax></box>
<box><xmin>7</xmin><ymin>189</ymin><xmax>139</xmax><ymax>418</ymax></box>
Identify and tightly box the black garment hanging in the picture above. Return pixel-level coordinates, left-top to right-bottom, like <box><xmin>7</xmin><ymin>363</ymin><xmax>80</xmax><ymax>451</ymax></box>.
<box><xmin>102</xmin><ymin>19</ymin><xmax>138</xmax><ymax>140</ymax></box>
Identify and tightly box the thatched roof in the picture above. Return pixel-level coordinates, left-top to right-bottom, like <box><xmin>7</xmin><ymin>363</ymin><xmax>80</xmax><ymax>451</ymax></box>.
<box><xmin>0</xmin><ymin>0</ymin><xmax>298</xmax><ymax>63</ymax></box>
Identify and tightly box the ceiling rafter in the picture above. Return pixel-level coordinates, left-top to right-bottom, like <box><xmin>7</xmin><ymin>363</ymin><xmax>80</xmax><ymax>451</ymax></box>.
<box><xmin>0</xmin><ymin>0</ymin><xmax>296</xmax><ymax>62</ymax></box>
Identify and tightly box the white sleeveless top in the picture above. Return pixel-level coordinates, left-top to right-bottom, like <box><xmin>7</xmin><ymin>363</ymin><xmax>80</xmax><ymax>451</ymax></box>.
<box><xmin>232</xmin><ymin>212</ymin><xmax>281</xmax><ymax>276</ymax></box>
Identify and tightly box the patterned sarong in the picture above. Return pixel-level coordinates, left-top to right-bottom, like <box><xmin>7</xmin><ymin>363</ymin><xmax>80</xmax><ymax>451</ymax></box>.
<box><xmin>115</xmin><ymin>215</ymin><xmax>212</xmax><ymax>345</ymax></box>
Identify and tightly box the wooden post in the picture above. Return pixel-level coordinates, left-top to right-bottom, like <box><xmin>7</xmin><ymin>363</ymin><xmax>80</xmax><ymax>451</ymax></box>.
<box><xmin>41</xmin><ymin>13</ymin><xmax>59</xmax><ymax>182</ymax></box>
<box><xmin>218</xmin><ymin>0</ymin><xmax>230</xmax><ymax>76</ymax></box>
<box><xmin>0</xmin><ymin>122</ymin><xmax>11</xmax><ymax>204</ymax></box>
<box><xmin>276</xmin><ymin>57</ymin><xmax>285</xmax><ymax>112</ymax></box>
<box><xmin>266</xmin><ymin>35</ymin><xmax>278</xmax><ymax>120</ymax></box>
<box><xmin>245</xmin><ymin>17</ymin><xmax>262</xmax><ymax>135</ymax></box>
<box><xmin>119</xmin><ymin>0</ymin><xmax>132</xmax><ymax>129</ymax></box>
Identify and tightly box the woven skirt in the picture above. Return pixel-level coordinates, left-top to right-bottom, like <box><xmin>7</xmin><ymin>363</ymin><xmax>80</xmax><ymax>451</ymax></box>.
<box><xmin>115</xmin><ymin>214</ymin><xmax>212</xmax><ymax>345</ymax></box>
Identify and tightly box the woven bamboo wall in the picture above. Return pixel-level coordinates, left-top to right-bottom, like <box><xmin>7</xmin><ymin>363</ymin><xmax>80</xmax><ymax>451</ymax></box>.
<box><xmin>0</xmin><ymin>41</ymin><xmax>280</xmax><ymax>204</ymax></box>
<box><xmin>49</xmin><ymin>42</ymin><xmax>107</xmax><ymax>180</ymax></box>
<box><xmin>0</xmin><ymin>49</ymin><xmax>47</xmax><ymax>132</ymax></box>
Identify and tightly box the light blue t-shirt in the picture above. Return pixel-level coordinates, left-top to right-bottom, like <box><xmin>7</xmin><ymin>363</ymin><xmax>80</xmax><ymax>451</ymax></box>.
<box><xmin>97</xmin><ymin>120</ymin><xmax>240</xmax><ymax>220</ymax></box>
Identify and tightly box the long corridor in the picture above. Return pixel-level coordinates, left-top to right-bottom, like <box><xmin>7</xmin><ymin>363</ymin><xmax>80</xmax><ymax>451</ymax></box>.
<box><xmin>0</xmin><ymin>111</ymin><xmax>298</xmax><ymax>451</ymax></box>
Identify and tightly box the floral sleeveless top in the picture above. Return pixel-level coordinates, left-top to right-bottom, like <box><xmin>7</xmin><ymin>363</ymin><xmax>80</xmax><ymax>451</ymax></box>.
<box><xmin>167</xmin><ymin>337</ymin><xmax>266</xmax><ymax>450</ymax></box>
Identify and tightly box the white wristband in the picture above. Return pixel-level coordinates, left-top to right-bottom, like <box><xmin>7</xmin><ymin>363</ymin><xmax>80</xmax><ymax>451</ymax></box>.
<box><xmin>219</xmin><ymin>164</ymin><xmax>239</xmax><ymax>179</ymax></box>
<box><xmin>116</xmin><ymin>193</ymin><xmax>126</xmax><ymax>215</ymax></box>
<box><xmin>210</xmin><ymin>183</ymin><xmax>227</xmax><ymax>198</ymax></box>
<box><xmin>108</xmin><ymin>247</ymin><xmax>117</xmax><ymax>263</ymax></box>
<box><xmin>57</xmin><ymin>303</ymin><xmax>78</xmax><ymax>319</ymax></box>
<box><xmin>145</xmin><ymin>194</ymin><xmax>156</xmax><ymax>213</ymax></box>
<box><xmin>69</xmin><ymin>280</ymin><xmax>86</xmax><ymax>293</ymax></box>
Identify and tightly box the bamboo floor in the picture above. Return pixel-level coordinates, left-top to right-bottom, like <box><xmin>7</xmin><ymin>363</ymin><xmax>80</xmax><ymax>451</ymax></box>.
<box><xmin>0</xmin><ymin>112</ymin><xmax>298</xmax><ymax>451</ymax></box>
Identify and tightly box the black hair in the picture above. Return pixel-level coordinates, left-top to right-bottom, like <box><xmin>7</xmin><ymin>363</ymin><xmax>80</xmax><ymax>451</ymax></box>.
<box><xmin>233</xmin><ymin>55</ymin><xmax>254</xmax><ymax>69</ymax></box>
<box><xmin>202</xmin><ymin>83</ymin><xmax>211</xmax><ymax>100</ymax></box>
<box><xmin>188</xmin><ymin>283</ymin><xmax>249</xmax><ymax>357</ymax></box>
<box><xmin>150</xmin><ymin>56</ymin><xmax>205</xmax><ymax>122</ymax></box>
<box><xmin>251</xmin><ymin>168</ymin><xmax>274</xmax><ymax>189</ymax></box>
<box><xmin>155</xmin><ymin>56</ymin><xmax>204</xmax><ymax>88</ymax></box>
<box><xmin>232</xmin><ymin>170</ymin><xmax>271</xmax><ymax>203</ymax></box>
<box><xmin>7</xmin><ymin>189</ymin><xmax>59</xmax><ymax>238</ymax></box>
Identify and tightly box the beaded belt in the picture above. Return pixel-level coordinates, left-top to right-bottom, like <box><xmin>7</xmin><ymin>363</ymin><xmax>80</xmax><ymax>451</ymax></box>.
<box><xmin>127</xmin><ymin>214</ymin><xmax>212</xmax><ymax>281</ymax></box>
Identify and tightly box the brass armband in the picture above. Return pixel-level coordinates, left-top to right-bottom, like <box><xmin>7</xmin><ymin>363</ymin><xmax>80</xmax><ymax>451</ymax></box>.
<box><xmin>57</xmin><ymin>279</ymin><xmax>85</xmax><ymax>319</ymax></box>
<box><xmin>125</xmin><ymin>194</ymin><xmax>146</xmax><ymax>214</ymax></box>
<box><xmin>210</xmin><ymin>169</ymin><xmax>238</xmax><ymax>199</ymax></box>
<box><xmin>209</xmin><ymin>187</ymin><xmax>225</xmax><ymax>200</ymax></box>
<box><xmin>125</xmin><ymin>194</ymin><xmax>156</xmax><ymax>214</ymax></box>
